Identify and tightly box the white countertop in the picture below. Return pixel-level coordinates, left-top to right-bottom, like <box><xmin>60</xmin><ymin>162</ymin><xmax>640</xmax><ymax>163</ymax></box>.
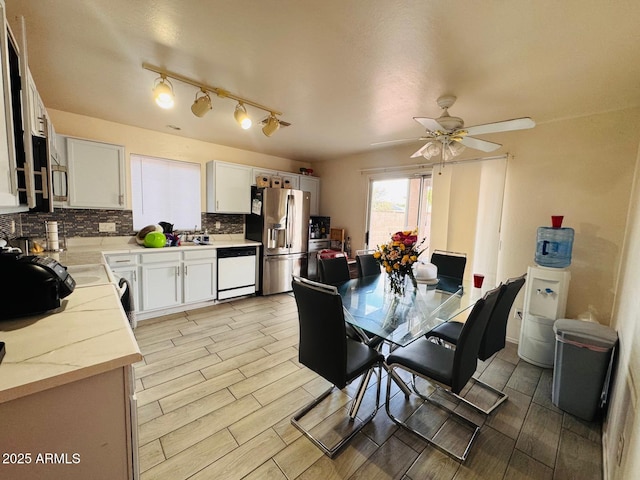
<box><xmin>0</xmin><ymin>284</ymin><xmax>142</xmax><ymax>404</ymax></box>
<box><xmin>44</xmin><ymin>235</ymin><xmax>261</xmax><ymax>266</ymax></box>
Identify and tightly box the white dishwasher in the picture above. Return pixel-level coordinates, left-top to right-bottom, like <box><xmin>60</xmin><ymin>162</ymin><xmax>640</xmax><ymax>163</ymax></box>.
<box><xmin>217</xmin><ymin>246</ymin><xmax>257</xmax><ymax>300</ymax></box>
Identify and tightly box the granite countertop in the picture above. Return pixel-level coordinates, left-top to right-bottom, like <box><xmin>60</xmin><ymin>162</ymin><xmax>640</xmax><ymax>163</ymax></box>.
<box><xmin>0</xmin><ymin>284</ymin><xmax>142</xmax><ymax>404</ymax></box>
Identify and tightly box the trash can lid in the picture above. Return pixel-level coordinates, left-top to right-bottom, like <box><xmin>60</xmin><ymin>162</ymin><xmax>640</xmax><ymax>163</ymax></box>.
<box><xmin>553</xmin><ymin>318</ymin><xmax>618</xmax><ymax>348</ymax></box>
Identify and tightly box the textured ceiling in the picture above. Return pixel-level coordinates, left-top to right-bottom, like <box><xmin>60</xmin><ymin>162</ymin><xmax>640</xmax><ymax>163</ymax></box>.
<box><xmin>6</xmin><ymin>0</ymin><xmax>640</xmax><ymax>162</ymax></box>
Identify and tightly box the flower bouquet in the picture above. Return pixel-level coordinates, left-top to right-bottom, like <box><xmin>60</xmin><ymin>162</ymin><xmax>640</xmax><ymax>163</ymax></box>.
<box><xmin>373</xmin><ymin>230</ymin><xmax>427</xmax><ymax>297</ymax></box>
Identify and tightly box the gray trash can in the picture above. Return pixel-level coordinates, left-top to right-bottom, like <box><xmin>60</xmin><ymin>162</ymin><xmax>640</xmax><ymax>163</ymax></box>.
<box><xmin>552</xmin><ymin>319</ymin><xmax>617</xmax><ymax>421</ymax></box>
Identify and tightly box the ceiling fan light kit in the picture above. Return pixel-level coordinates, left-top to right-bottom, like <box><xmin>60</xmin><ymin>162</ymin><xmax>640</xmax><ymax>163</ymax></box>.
<box><xmin>143</xmin><ymin>63</ymin><xmax>288</xmax><ymax>136</ymax></box>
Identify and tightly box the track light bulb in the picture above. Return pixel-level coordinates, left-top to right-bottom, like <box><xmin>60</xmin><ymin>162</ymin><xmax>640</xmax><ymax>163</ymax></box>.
<box><xmin>234</xmin><ymin>103</ymin><xmax>252</xmax><ymax>129</ymax></box>
<box><xmin>262</xmin><ymin>114</ymin><xmax>280</xmax><ymax>137</ymax></box>
<box><xmin>153</xmin><ymin>76</ymin><xmax>174</xmax><ymax>109</ymax></box>
<box><xmin>191</xmin><ymin>90</ymin><xmax>212</xmax><ymax>117</ymax></box>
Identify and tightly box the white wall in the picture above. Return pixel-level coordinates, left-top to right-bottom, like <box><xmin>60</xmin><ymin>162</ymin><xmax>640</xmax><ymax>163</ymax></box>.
<box><xmin>603</xmin><ymin>135</ymin><xmax>640</xmax><ymax>479</ymax></box>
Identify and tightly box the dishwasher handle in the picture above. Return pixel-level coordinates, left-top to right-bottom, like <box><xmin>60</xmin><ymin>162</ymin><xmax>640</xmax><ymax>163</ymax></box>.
<box><xmin>217</xmin><ymin>247</ymin><xmax>257</xmax><ymax>258</ymax></box>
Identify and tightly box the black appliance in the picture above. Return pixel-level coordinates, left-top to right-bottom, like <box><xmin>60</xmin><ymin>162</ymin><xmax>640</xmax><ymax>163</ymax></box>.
<box><xmin>309</xmin><ymin>216</ymin><xmax>330</xmax><ymax>239</ymax></box>
<box><xmin>0</xmin><ymin>251</ymin><xmax>75</xmax><ymax>320</ymax></box>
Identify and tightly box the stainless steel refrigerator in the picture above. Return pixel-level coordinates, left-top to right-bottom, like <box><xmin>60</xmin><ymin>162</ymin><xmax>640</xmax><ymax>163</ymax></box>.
<box><xmin>246</xmin><ymin>186</ymin><xmax>310</xmax><ymax>295</ymax></box>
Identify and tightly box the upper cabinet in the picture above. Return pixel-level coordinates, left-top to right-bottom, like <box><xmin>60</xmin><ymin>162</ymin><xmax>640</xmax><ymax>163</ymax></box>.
<box><xmin>206</xmin><ymin>160</ymin><xmax>252</xmax><ymax>214</ymax></box>
<box><xmin>26</xmin><ymin>69</ymin><xmax>46</xmax><ymax>137</ymax></box>
<box><xmin>66</xmin><ymin>137</ymin><xmax>126</xmax><ymax>209</ymax></box>
<box><xmin>299</xmin><ymin>175</ymin><xmax>320</xmax><ymax>215</ymax></box>
<box><xmin>0</xmin><ymin>1</ymin><xmax>18</xmax><ymax>208</ymax></box>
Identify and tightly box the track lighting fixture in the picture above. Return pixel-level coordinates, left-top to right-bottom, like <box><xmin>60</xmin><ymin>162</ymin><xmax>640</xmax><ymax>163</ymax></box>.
<box><xmin>262</xmin><ymin>113</ymin><xmax>280</xmax><ymax>137</ymax></box>
<box><xmin>191</xmin><ymin>89</ymin><xmax>212</xmax><ymax>117</ymax></box>
<box><xmin>153</xmin><ymin>75</ymin><xmax>175</xmax><ymax>109</ymax></box>
<box><xmin>143</xmin><ymin>63</ymin><xmax>288</xmax><ymax>136</ymax></box>
<box><xmin>234</xmin><ymin>103</ymin><xmax>252</xmax><ymax>129</ymax></box>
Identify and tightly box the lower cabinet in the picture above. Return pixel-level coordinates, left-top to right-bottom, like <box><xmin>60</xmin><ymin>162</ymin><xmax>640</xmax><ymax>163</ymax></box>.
<box><xmin>105</xmin><ymin>248</ymin><xmax>221</xmax><ymax>318</ymax></box>
<box><xmin>140</xmin><ymin>251</ymin><xmax>182</xmax><ymax>311</ymax></box>
<box><xmin>183</xmin><ymin>250</ymin><xmax>217</xmax><ymax>304</ymax></box>
<box><xmin>0</xmin><ymin>366</ymin><xmax>138</xmax><ymax>479</ymax></box>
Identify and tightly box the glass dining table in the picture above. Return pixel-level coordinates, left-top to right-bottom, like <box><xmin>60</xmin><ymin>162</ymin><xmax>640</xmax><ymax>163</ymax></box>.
<box><xmin>337</xmin><ymin>274</ymin><xmax>483</xmax><ymax>347</ymax></box>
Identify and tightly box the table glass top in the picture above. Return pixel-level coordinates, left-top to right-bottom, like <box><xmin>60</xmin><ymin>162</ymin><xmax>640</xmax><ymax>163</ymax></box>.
<box><xmin>337</xmin><ymin>274</ymin><xmax>480</xmax><ymax>347</ymax></box>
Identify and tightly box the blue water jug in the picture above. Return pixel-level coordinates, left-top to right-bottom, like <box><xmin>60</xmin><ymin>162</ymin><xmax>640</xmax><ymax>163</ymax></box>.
<box><xmin>535</xmin><ymin>227</ymin><xmax>574</xmax><ymax>268</ymax></box>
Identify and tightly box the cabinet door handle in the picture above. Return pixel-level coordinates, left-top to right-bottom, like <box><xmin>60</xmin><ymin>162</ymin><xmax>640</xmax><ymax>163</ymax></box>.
<box><xmin>184</xmin><ymin>265</ymin><xmax>188</xmax><ymax>276</ymax></box>
<box><xmin>176</xmin><ymin>266</ymin><xmax>180</xmax><ymax>277</ymax></box>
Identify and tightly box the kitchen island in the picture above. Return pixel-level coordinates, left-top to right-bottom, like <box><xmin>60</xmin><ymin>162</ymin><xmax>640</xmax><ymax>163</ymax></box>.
<box><xmin>0</xmin><ymin>283</ymin><xmax>142</xmax><ymax>480</ymax></box>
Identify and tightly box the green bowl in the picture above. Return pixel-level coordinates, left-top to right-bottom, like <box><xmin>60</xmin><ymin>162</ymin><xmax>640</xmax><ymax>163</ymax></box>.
<box><xmin>144</xmin><ymin>231</ymin><xmax>166</xmax><ymax>248</ymax></box>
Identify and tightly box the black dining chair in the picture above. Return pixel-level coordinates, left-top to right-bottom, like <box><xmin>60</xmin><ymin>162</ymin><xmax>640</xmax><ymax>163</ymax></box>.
<box><xmin>290</xmin><ymin>276</ymin><xmax>385</xmax><ymax>457</ymax></box>
<box><xmin>430</xmin><ymin>250</ymin><xmax>467</xmax><ymax>293</ymax></box>
<box><xmin>318</xmin><ymin>256</ymin><xmax>351</xmax><ymax>285</ymax></box>
<box><xmin>384</xmin><ymin>285</ymin><xmax>501</xmax><ymax>461</ymax></box>
<box><xmin>355</xmin><ymin>250</ymin><xmax>381</xmax><ymax>277</ymax></box>
<box><xmin>426</xmin><ymin>273</ymin><xmax>527</xmax><ymax>414</ymax></box>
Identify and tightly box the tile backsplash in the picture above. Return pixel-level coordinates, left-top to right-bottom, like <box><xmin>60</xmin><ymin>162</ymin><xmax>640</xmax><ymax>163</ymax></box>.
<box><xmin>0</xmin><ymin>209</ymin><xmax>244</xmax><ymax>240</ymax></box>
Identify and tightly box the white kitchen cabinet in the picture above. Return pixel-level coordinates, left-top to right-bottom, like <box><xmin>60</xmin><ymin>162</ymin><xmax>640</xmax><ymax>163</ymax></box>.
<box><xmin>0</xmin><ymin>2</ymin><xmax>18</xmax><ymax>208</ymax></box>
<box><xmin>299</xmin><ymin>175</ymin><xmax>320</xmax><ymax>215</ymax></box>
<box><xmin>67</xmin><ymin>137</ymin><xmax>125</xmax><ymax>209</ymax></box>
<box><xmin>26</xmin><ymin>69</ymin><xmax>46</xmax><ymax>137</ymax></box>
<box><xmin>206</xmin><ymin>160</ymin><xmax>252</xmax><ymax>213</ymax></box>
<box><xmin>183</xmin><ymin>249</ymin><xmax>217</xmax><ymax>303</ymax></box>
<box><xmin>140</xmin><ymin>251</ymin><xmax>182</xmax><ymax>311</ymax></box>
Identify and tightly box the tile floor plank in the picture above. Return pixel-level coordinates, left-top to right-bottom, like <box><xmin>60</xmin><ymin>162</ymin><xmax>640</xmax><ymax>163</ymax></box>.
<box><xmin>516</xmin><ymin>402</ymin><xmax>563</xmax><ymax>468</ymax></box>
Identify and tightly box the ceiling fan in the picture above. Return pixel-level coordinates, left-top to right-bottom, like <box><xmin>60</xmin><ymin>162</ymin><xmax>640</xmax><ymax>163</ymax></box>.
<box><xmin>375</xmin><ymin>95</ymin><xmax>535</xmax><ymax>161</ymax></box>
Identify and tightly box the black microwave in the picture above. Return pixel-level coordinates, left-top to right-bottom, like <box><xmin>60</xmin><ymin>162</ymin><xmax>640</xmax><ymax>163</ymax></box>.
<box><xmin>0</xmin><ymin>251</ymin><xmax>75</xmax><ymax>320</ymax></box>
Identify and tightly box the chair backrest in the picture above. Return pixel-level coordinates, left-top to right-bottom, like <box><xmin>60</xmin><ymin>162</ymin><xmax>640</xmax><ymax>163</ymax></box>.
<box><xmin>430</xmin><ymin>250</ymin><xmax>467</xmax><ymax>282</ymax></box>
<box><xmin>292</xmin><ymin>276</ymin><xmax>349</xmax><ymax>388</ymax></box>
<box><xmin>319</xmin><ymin>256</ymin><xmax>351</xmax><ymax>285</ymax></box>
<box><xmin>450</xmin><ymin>285</ymin><xmax>502</xmax><ymax>394</ymax></box>
<box><xmin>478</xmin><ymin>273</ymin><xmax>527</xmax><ymax>360</ymax></box>
<box><xmin>356</xmin><ymin>253</ymin><xmax>381</xmax><ymax>277</ymax></box>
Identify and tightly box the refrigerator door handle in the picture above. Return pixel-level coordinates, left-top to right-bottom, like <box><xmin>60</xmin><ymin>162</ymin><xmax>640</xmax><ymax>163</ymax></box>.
<box><xmin>286</xmin><ymin>193</ymin><xmax>294</xmax><ymax>248</ymax></box>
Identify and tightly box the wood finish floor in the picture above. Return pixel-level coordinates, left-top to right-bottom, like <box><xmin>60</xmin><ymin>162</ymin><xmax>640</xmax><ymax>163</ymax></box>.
<box><xmin>133</xmin><ymin>293</ymin><xmax>604</xmax><ymax>480</ymax></box>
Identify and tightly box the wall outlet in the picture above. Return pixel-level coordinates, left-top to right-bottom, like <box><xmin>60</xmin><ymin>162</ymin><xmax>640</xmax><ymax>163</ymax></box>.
<box><xmin>10</xmin><ymin>220</ymin><xmax>15</xmax><ymax>234</ymax></box>
<box><xmin>99</xmin><ymin>222</ymin><xmax>116</xmax><ymax>232</ymax></box>
<box><xmin>215</xmin><ymin>221</ymin><xmax>221</xmax><ymax>230</ymax></box>
<box><xmin>514</xmin><ymin>308</ymin><xmax>523</xmax><ymax>320</ymax></box>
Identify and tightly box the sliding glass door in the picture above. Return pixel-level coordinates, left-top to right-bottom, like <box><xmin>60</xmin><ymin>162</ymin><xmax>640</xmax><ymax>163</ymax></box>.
<box><xmin>365</xmin><ymin>175</ymin><xmax>432</xmax><ymax>254</ymax></box>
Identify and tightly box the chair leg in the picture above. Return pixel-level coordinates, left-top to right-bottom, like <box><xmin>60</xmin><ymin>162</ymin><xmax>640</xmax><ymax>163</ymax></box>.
<box><xmin>385</xmin><ymin>365</ymin><xmax>481</xmax><ymax>462</ymax></box>
<box><xmin>291</xmin><ymin>366</ymin><xmax>382</xmax><ymax>458</ymax></box>
<box><xmin>410</xmin><ymin>375</ymin><xmax>508</xmax><ymax>416</ymax></box>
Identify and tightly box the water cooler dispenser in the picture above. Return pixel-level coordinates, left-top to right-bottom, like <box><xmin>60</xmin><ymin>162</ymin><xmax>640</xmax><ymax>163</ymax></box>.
<box><xmin>518</xmin><ymin>217</ymin><xmax>574</xmax><ymax>367</ymax></box>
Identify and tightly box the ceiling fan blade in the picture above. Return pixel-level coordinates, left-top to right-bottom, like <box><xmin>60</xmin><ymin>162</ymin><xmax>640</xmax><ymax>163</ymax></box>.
<box><xmin>413</xmin><ymin>117</ymin><xmax>444</xmax><ymax>131</ymax></box>
<box><xmin>459</xmin><ymin>136</ymin><xmax>502</xmax><ymax>152</ymax></box>
<box><xmin>464</xmin><ymin>117</ymin><xmax>535</xmax><ymax>136</ymax></box>
<box><xmin>410</xmin><ymin>142</ymin><xmax>431</xmax><ymax>158</ymax></box>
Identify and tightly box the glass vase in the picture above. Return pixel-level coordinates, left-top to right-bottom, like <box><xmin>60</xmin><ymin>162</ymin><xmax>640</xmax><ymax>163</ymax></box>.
<box><xmin>387</xmin><ymin>271</ymin><xmax>407</xmax><ymax>297</ymax></box>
